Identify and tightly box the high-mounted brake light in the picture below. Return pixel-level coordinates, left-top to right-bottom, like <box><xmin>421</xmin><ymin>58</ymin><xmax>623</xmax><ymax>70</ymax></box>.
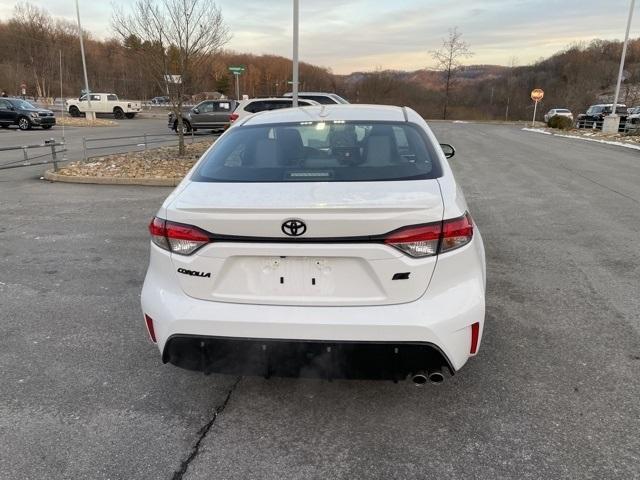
<box><xmin>148</xmin><ymin>217</ymin><xmax>210</xmax><ymax>255</ymax></box>
<box><xmin>384</xmin><ymin>212</ymin><xmax>474</xmax><ymax>258</ymax></box>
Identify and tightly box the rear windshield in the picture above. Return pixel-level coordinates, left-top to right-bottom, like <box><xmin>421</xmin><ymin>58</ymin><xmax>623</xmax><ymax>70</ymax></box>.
<box><xmin>555</xmin><ymin>109</ymin><xmax>570</xmax><ymax>113</ymax></box>
<box><xmin>192</xmin><ymin>121</ymin><xmax>442</xmax><ymax>183</ymax></box>
<box><xmin>300</xmin><ymin>95</ymin><xmax>335</xmax><ymax>105</ymax></box>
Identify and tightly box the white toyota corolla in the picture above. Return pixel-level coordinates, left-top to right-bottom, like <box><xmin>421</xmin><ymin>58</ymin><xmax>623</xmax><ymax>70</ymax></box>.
<box><xmin>141</xmin><ymin>104</ymin><xmax>485</xmax><ymax>384</ymax></box>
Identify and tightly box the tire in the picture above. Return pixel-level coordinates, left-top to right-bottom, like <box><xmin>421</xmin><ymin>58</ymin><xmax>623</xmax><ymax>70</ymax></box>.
<box><xmin>125</xmin><ymin>113</ymin><xmax>136</xmax><ymax>119</ymax></box>
<box><xmin>113</xmin><ymin>107</ymin><xmax>124</xmax><ymax>119</ymax></box>
<box><xmin>42</xmin><ymin>125</ymin><xmax>53</xmax><ymax>130</ymax></box>
<box><xmin>18</xmin><ymin>117</ymin><xmax>31</xmax><ymax>131</ymax></box>
<box><xmin>69</xmin><ymin>106</ymin><xmax>80</xmax><ymax>117</ymax></box>
<box><xmin>174</xmin><ymin>120</ymin><xmax>191</xmax><ymax>134</ymax></box>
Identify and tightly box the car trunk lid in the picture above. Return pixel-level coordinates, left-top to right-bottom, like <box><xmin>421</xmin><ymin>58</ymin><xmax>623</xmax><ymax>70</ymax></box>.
<box><xmin>166</xmin><ymin>180</ymin><xmax>443</xmax><ymax>306</ymax></box>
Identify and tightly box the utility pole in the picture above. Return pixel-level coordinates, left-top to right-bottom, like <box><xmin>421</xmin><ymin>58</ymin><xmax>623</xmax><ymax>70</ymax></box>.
<box><xmin>292</xmin><ymin>0</ymin><xmax>299</xmax><ymax>107</ymax></box>
<box><xmin>75</xmin><ymin>0</ymin><xmax>95</xmax><ymax>120</ymax></box>
<box><xmin>613</xmin><ymin>0</ymin><xmax>635</xmax><ymax>111</ymax></box>
<box><xmin>59</xmin><ymin>50</ymin><xmax>66</xmax><ymax>146</ymax></box>
<box><xmin>605</xmin><ymin>0</ymin><xmax>635</xmax><ymax>133</ymax></box>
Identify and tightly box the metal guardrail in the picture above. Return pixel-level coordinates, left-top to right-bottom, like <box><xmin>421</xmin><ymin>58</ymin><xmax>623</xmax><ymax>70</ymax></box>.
<box><xmin>0</xmin><ymin>139</ymin><xmax>66</xmax><ymax>171</ymax></box>
<box><xmin>81</xmin><ymin>130</ymin><xmax>215</xmax><ymax>161</ymax></box>
<box><xmin>575</xmin><ymin>119</ymin><xmax>628</xmax><ymax>133</ymax></box>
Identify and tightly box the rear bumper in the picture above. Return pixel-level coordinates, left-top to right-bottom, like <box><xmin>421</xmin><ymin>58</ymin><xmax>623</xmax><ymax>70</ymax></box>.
<box><xmin>163</xmin><ymin>336</ymin><xmax>454</xmax><ymax>380</ymax></box>
<box><xmin>141</xmin><ymin>232</ymin><xmax>485</xmax><ymax>374</ymax></box>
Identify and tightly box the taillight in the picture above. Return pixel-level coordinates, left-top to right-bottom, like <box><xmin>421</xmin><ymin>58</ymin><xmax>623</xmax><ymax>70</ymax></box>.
<box><xmin>385</xmin><ymin>223</ymin><xmax>441</xmax><ymax>258</ymax></box>
<box><xmin>148</xmin><ymin>217</ymin><xmax>210</xmax><ymax>255</ymax></box>
<box><xmin>440</xmin><ymin>212</ymin><xmax>473</xmax><ymax>253</ymax></box>
<box><xmin>384</xmin><ymin>212</ymin><xmax>473</xmax><ymax>258</ymax></box>
<box><xmin>229</xmin><ymin>113</ymin><xmax>239</xmax><ymax>123</ymax></box>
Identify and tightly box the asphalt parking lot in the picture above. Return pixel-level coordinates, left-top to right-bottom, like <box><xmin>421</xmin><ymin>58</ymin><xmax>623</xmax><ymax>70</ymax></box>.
<box><xmin>1</xmin><ymin>122</ymin><xmax>639</xmax><ymax>479</ymax></box>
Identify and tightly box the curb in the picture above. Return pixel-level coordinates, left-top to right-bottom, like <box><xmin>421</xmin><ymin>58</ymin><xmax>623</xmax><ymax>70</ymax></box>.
<box><xmin>44</xmin><ymin>169</ymin><xmax>180</xmax><ymax>187</ymax></box>
<box><xmin>522</xmin><ymin>128</ymin><xmax>640</xmax><ymax>151</ymax></box>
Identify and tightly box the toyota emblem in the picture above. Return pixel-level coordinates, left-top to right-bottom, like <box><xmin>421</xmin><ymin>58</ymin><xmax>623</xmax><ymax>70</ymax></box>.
<box><xmin>281</xmin><ymin>219</ymin><xmax>307</xmax><ymax>237</ymax></box>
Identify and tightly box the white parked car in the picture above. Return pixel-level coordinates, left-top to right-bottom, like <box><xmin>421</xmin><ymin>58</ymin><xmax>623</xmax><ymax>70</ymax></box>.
<box><xmin>230</xmin><ymin>97</ymin><xmax>319</xmax><ymax>124</ymax></box>
<box><xmin>66</xmin><ymin>93</ymin><xmax>141</xmax><ymax>119</ymax></box>
<box><xmin>141</xmin><ymin>104</ymin><xmax>486</xmax><ymax>384</ymax></box>
<box><xmin>544</xmin><ymin>108</ymin><xmax>573</xmax><ymax>123</ymax></box>
<box><xmin>283</xmin><ymin>91</ymin><xmax>350</xmax><ymax>104</ymax></box>
<box><xmin>626</xmin><ymin>106</ymin><xmax>640</xmax><ymax>132</ymax></box>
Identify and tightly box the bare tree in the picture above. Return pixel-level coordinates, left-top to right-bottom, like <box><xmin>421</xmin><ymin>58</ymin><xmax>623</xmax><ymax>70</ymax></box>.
<box><xmin>10</xmin><ymin>4</ymin><xmax>57</xmax><ymax>99</ymax></box>
<box><xmin>112</xmin><ymin>0</ymin><xmax>230</xmax><ymax>155</ymax></box>
<box><xmin>430</xmin><ymin>27</ymin><xmax>473</xmax><ymax>119</ymax></box>
<box><xmin>504</xmin><ymin>56</ymin><xmax>518</xmax><ymax>121</ymax></box>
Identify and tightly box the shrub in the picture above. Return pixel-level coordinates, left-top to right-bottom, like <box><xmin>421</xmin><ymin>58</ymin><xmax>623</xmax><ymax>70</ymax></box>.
<box><xmin>547</xmin><ymin>115</ymin><xmax>573</xmax><ymax>130</ymax></box>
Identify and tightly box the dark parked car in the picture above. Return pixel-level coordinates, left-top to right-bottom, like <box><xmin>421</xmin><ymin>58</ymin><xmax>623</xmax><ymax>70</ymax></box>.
<box><xmin>168</xmin><ymin>99</ymin><xmax>237</xmax><ymax>133</ymax></box>
<box><xmin>151</xmin><ymin>96</ymin><xmax>170</xmax><ymax>105</ymax></box>
<box><xmin>576</xmin><ymin>104</ymin><xmax>627</xmax><ymax>129</ymax></box>
<box><xmin>0</xmin><ymin>98</ymin><xmax>56</xmax><ymax>130</ymax></box>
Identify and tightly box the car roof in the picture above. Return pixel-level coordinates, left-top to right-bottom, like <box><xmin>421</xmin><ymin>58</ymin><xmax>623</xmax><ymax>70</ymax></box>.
<box><xmin>241</xmin><ymin>104</ymin><xmax>409</xmax><ymax>126</ymax></box>
<box><xmin>241</xmin><ymin>97</ymin><xmax>307</xmax><ymax>103</ymax></box>
<box><xmin>284</xmin><ymin>92</ymin><xmax>337</xmax><ymax>96</ymax></box>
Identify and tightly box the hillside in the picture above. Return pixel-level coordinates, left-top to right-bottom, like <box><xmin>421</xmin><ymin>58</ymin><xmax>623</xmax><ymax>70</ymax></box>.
<box><xmin>1</xmin><ymin>2</ymin><xmax>638</xmax><ymax>121</ymax></box>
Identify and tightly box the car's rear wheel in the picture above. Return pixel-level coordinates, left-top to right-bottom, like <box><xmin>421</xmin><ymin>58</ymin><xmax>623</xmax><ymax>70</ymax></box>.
<box><xmin>125</xmin><ymin>113</ymin><xmax>136</xmax><ymax>119</ymax></box>
<box><xmin>69</xmin><ymin>106</ymin><xmax>80</xmax><ymax>117</ymax></box>
<box><xmin>18</xmin><ymin>117</ymin><xmax>31</xmax><ymax>130</ymax></box>
<box><xmin>113</xmin><ymin>107</ymin><xmax>125</xmax><ymax>119</ymax></box>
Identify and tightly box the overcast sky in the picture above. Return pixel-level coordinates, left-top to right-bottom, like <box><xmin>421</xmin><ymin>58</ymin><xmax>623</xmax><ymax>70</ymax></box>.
<box><xmin>0</xmin><ymin>0</ymin><xmax>637</xmax><ymax>73</ymax></box>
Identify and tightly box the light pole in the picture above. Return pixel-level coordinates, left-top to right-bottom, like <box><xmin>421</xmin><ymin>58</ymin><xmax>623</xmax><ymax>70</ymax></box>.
<box><xmin>613</xmin><ymin>0</ymin><xmax>635</xmax><ymax>110</ymax></box>
<box><xmin>605</xmin><ymin>0</ymin><xmax>635</xmax><ymax>133</ymax></box>
<box><xmin>292</xmin><ymin>0</ymin><xmax>299</xmax><ymax>107</ymax></box>
<box><xmin>75</xmin><ymin>0</ymin><xmax>94</xmax><ymax>120</ymax></box>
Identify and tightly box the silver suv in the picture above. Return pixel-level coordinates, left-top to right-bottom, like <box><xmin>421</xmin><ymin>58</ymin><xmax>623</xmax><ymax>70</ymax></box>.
<box><xmin>168</xmin><ymin>100</ymin><xmax>238</xmax><ymax>133</ymax></box>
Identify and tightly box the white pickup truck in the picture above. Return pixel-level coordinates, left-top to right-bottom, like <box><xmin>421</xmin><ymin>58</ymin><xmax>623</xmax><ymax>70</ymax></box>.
<box><xmin>66</xmin><ymin>93</ymin><xmax>141</xmax><ymax>119</ymax></box>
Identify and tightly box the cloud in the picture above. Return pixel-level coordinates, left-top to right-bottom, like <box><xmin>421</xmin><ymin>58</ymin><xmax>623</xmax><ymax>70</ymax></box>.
<box><xmin>0</xmin><ymin>0</ymin><xmax>635</xmax><ymax>73</ymax></box>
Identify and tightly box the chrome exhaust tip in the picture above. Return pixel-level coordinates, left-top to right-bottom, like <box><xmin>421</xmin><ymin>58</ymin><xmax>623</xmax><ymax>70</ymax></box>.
<box><xmin>428</xmin><ymin>368</ymin><xmax>444</xmax><ymax>384</ymax></box>
<box><xmin>411</xmin><ymin>373</ymin><xmax>428</xmax><ymax>386</ymax></box>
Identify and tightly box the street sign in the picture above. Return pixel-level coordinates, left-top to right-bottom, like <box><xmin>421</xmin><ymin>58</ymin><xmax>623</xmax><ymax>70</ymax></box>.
<box><xmin>530</xmin><ymin>88</ymin><xmax>544</xmax><ymax>127</ymax></box>
<box><xmin>228</xmin><ymin>66</ymin><xmax>245</xmax><ymax>101</ymax></box>
<box><xmin>164</xmin><ymin>75</ymin><xmax>182</xmax><ymax>84</ymax></box>
<box><xmin>531</xmin><ymin>89</ymin><xmax>544</xmax><ymax>102</ymax></box>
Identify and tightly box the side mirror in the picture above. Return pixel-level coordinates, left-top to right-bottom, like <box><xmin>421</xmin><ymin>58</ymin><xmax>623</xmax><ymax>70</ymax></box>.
<box><xmin>192</xmin><ymin>108</ymin><xmax>200</xmax><ymax>114</ymax></box>
<box><xmin>440</xmin><ymin>143</ymin><xmax>456</xmax><ymax>159</ymax></box>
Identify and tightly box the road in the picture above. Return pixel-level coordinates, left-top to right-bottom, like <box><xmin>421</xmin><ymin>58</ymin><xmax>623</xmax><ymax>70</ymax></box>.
<box><xmin>0</xmin><ymin>116</ymin><xmax>213</xmax><ymax>172</ymax></box>
<box><xmin>0</xmin><ymin>122</ymin><xmax>638</xmax><ymax>479</ymax></box>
